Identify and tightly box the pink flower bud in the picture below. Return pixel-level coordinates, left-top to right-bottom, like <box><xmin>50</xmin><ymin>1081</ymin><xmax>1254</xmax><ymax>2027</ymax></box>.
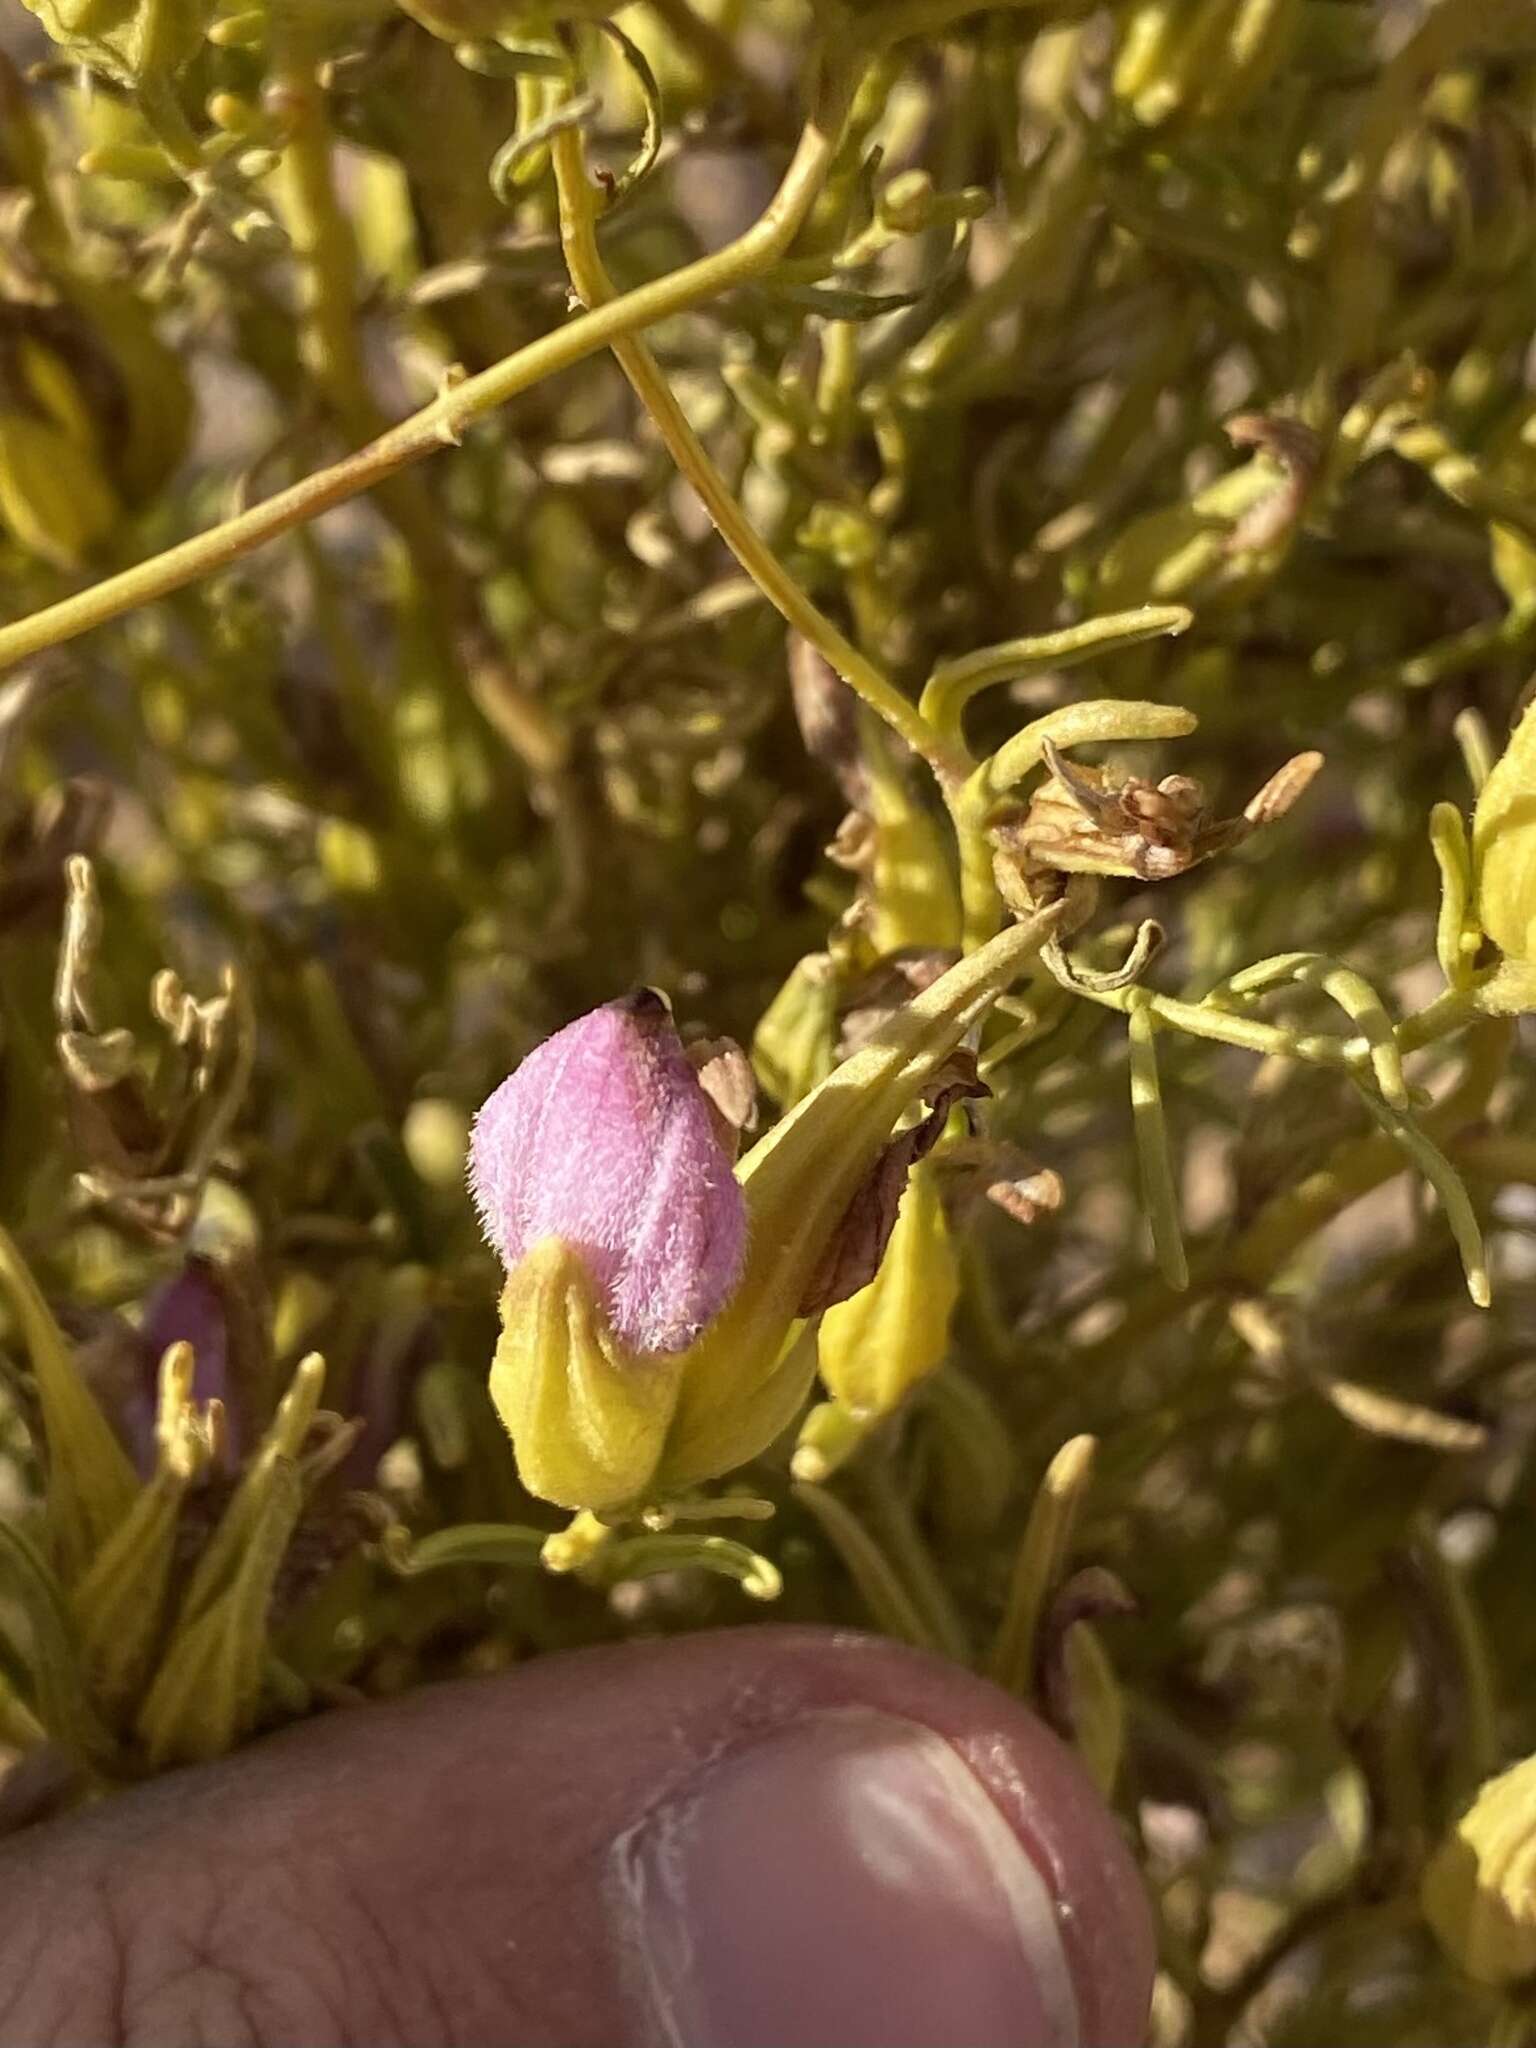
<box><xmin>469</xmin><ymin>992</ymin><xmax>748</xmax><ymax>1356</ymax></box>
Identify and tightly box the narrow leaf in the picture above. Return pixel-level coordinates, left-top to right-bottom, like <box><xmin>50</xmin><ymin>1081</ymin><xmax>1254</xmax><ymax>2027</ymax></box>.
<box><xmin>1128</xmin><ymin>998</ymin><xmax>1190</xmax><ymax>1290</ymax></box>
<box><xmin>988</xmin><ymin>1435</ymin><xmax>1097</xmax><ymax>1695</ymax></box>
<box><xmin>0</xmin><ymin>1222</ymin><xmax>137</xmax><ymax>1582</ymax></box>
<box><xmin>136</xmin><ymin>1461</ymin><xmax>303</xmax><ymax>1769</ymax></box>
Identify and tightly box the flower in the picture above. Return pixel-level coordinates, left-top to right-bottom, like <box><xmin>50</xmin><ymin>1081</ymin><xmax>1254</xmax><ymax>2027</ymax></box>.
<box><xmin>470</xmin><ymin>991</ymin><xmax>747</xmax><ymax>1357</ymax></box>
<box><xmin>473</xmin><ymin>907</ymin><xmax>1062</xmax><ymax>1513</ymax></box>
<box><xmin>795</xmin><ymin>1154</ymin><xmax>959</xmax><ymax>1480</ymax></box>
<box><xmin>1473</xmin><ymin>697</ymin><xmax>1536</xmax><ymax>1013</ymax></box>
<box><xmin>1423</xmin><ymin>1753</ymin><xmax>1536</xmax><ymax>1987</ymax></box>
<box><xmin>471</xmin><ymin>991</ymin><xmax>750</xmax><ymax>1509</ymax></box>
<box><xmin>999</xmin><ymin>741</ymin><xmax>1323</xmax><ymax>891</ymax></box>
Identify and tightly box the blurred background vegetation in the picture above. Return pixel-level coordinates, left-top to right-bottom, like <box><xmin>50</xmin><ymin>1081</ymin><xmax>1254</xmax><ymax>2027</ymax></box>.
<box><xmin>2</xmin><ymin>1</ymin><xmax>1536</xmax><ymax>2040</ymax></box>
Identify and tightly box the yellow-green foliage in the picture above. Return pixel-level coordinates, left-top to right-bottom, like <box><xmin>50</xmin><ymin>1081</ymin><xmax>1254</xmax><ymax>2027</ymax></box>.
<box><xmin>1</xmin><ymin>4</ymin><xmax>1536</xmax><ymax>2040</ymax></box>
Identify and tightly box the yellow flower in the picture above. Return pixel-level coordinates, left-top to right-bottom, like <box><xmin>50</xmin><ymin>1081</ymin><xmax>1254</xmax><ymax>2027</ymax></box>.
<box><xmin>797</xmin><ymin>1157</ymin><xmax>958</xmax><ymax>1479</ymax></box>
<box><xmin>1472</xmin><ymin>698</ymin><xmax>1536</xmax><ymax>1013</ymax></box>
<box><xmin>479</xmin><ymin>907</ymin><xmax>1059</xmax><ymax>1512</ymax></box>
<box><xmin>1423</xmin><ymin>1753</ymin><xmax>1536</xmax><ymax>1987</ymax></box>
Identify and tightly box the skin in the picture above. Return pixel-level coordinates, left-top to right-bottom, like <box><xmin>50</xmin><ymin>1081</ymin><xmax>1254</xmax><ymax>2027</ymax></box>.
<box><xmin>0</xmin><ymin>1628</ymin><xmax>1155</xmax><ymax>2048</ymax></box>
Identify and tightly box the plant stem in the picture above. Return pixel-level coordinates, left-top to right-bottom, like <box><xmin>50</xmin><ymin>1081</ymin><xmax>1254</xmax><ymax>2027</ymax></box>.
<box><xmin>857</xmin><ymin>1461</ymin><xmax>971</xmax><ymax>1664</ymax></box>
<box><xmin>0</xmin><ymin>60</ymin><xmax>858</xmax><ymax>674</ymax></box>
<box><xmin>1076</xmin><ymin>1018</ymin><xmax>1513</xmax><ymax>1362</ymax></box>
<box><xmin>271</xmin><ymin>13</ymin><xmax>461</xmax><ymax>604</ymax></box>
<box><xmin>549</xmin><ymin>116</ymin><xmax>964</xmax><ymax>779</ymax></box>
<box><xmin>1128</xmin><ymin>994</ymin><xmax>1189</xmax><ymax>1290</ymax></box>
<box><xmin>1397</xmin><ymin>984</ymin><xmax>1481</xmax><ymax>1053</ymax></box>
<box><xmin>1068</xmin><ymin>979</ymin><xmax>1359</xmax><ymax>1069</ymax></box>
<box><xmin>793</xmin><ymin>1481</ymin><xmax>940</xmax><ymax>1651</ymax></box>
<box><xmin>1065</xmin><ymin>973</ymin><xmax>1480</xmax><ymax>1074</ymax></box>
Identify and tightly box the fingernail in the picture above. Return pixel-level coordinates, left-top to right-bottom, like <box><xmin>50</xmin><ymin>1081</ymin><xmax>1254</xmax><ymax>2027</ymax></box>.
<box><xmin>612</xmin><ymin>1708</ymin><xmax>1082</xmax><ymax>2048</ymax></box>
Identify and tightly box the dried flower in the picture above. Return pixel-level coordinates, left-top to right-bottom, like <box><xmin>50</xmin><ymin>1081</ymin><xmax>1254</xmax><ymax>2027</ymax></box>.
<box><xmin>1003</xmin><ymin>741</ymin><xmax>1324</xmax><ymax>891</ymax></box>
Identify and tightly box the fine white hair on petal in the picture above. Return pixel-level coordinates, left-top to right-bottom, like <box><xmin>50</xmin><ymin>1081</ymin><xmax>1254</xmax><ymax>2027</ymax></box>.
<box><xmin>469</xmin><ymin>996</ymin><xmax>747</xmax><ymax>1356</ymax></box>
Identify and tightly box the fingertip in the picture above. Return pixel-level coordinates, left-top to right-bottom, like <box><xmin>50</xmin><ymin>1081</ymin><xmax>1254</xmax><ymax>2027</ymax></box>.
<box><xmin>520</xmin><ymin>1626</ymin><xmax>1155</xmax><ymax>2047</ymax></box>
<box><xmin>0</xmin><ymin>1625</ymin><xmax>1154</xmax><ymax>2048</ymax></box>
<box><xmin>328</xmin><ymin>1625</ymin><xmax>1157</xmax><ymax>2047</ymax></box>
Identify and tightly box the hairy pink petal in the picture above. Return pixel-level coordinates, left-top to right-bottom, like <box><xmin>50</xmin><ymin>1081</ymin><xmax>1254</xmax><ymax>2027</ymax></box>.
<box><xmin>469</xmin><ymin>993</ymin><xmax>748</xmax><ymax>1355</ymax></box>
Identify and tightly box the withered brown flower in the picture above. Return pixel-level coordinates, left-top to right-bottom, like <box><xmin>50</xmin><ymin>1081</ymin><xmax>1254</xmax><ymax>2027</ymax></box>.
<box><xmin>993</xmin><ymin>741</ymin><xmax>1323</xmax><ymax>906</ymax></box>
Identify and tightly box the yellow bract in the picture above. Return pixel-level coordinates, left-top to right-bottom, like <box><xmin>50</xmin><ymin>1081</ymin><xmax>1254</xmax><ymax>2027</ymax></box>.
<box><xmin>807</xmin><ymin>1158</ymin><xmax>958</xmax><ymax>1464</ymax></box>
<box><xmin>1423</xmin><ymin>1753</ymin><xmax>1536</xmax><ymax>1987</ymax></box>
<box><xmin>864</xmin><ymin>727</ymin><xmax>962</xmax><ymax>955</ymax></box>
<box><xmin>1472</xmin><ymin>698</ymin><xmax>1536</xmax><ymax>1012</ymax></box>
<box><xmin>751</xmin><ymin>953</ymin><xmax>837</xmax><ymax>1111</ymax></box>
<box><xmin>489</xmin><ymin>1239</ymin><xmax>685</xmax><ymax>1513</ymax></box>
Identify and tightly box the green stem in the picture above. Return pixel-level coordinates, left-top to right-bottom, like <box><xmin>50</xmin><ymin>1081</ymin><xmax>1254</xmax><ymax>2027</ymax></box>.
<box><xmin>1073</xmin><ymin>980</ymin><xmax>1357</xmax><ymax>1069</ymax></box>
<box><xmin>1128</xmin><ymin>995</ymin><xmax>1189</xmax><ymax>1290</ymax></box>
<box><xmin>793</xmin><ymin>1482</ymin><xmax>940</xmax><ymax>1652</ymax></box>
<box><xmin>1352</xmin><ymin>1083</ymin><xmax>1490</xmax><ymax>1309</ymax></box>
<box><xmin>1217</xmin><ymin>953</ymin><xmax>1407</xmax><ymax>1106</ymax></box>
<box><xmin>1397</xmin><ymin>984</ymin><xmax>1482</xmax><ymax>1054</ymax></box>
<box><xmin>857</xmin><ymin>1462</ymin><xmax>972</xmax><ymax>1665</ymax></box>
<box><xmin>1412</xmin><ymin>1525</ymin><xmax>1499</xmax><ymax>1804</ymax></box>
<box><xmin>971</xmin><ymin>700</ymin><xmax>1198</xmax><ymax>809</ymax></box>
<box><xmin>0</xmin><ymin>59</ymin><xmax>858</xmax><ymax>674</ymax></box>
<box><xmin>271</xmin><ymin>14</ymin><xmax>461</xmax><ymax>605</ymax></box>
<box><xmin>958</xmin><ymin>814</ymin><xmax>1004</xmax><ymax>951</ymax></box>
<box><xmin>272</xmin><ymin>22</ymin><xmax>375</xmax><ymax>436</ymax></box>
<box><xmin>920</xmin><ymin>605</ymin><xmax>1191</xmax><ymax>745</ymax></box>
<box><xmin>1073</xmin><ymin>1019</ymin><xmax>1512</xmax><ymax>1364</ymax></box>
<box><xmin>549</xmin><ymin>116</ymin><xmax>962</xmax><ymax>779</ymax></box>
<box><xmin>1231</xmin><ymin>1022</ymin><xmax>1509</xmax><ymax>1289</ymax></box>
<box><xmin>1075</xmin><ymin>969</ymin><xmax>1478</xmax><ymax>1075</ymax></box>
